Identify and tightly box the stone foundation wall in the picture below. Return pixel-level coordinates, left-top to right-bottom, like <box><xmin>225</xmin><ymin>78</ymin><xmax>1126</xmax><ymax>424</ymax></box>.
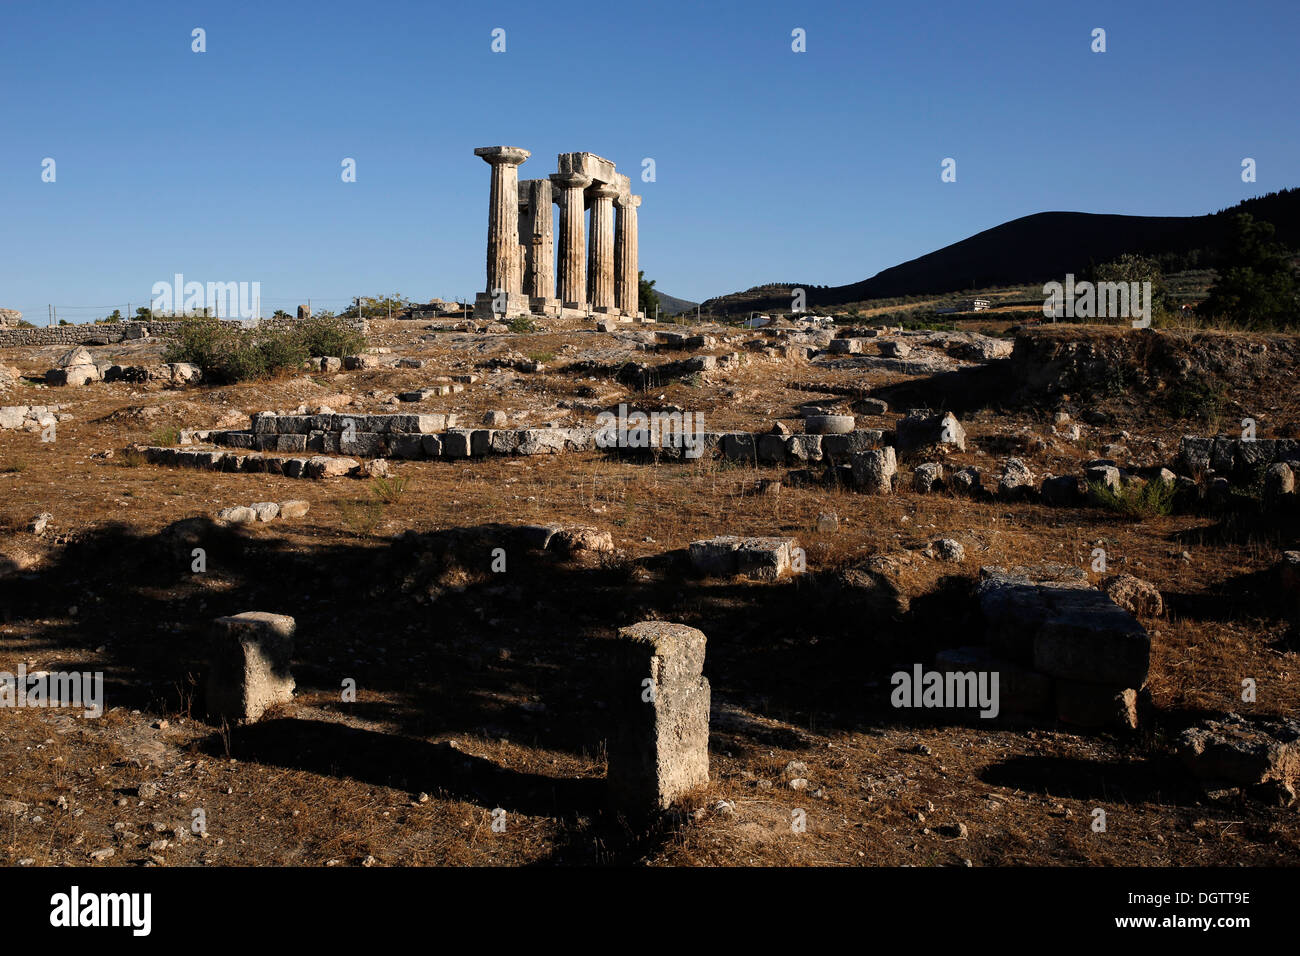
<box><xmin>0</xmin><ymin>317</ymin><xmax>367</xmax><ymax>348</ymax></box>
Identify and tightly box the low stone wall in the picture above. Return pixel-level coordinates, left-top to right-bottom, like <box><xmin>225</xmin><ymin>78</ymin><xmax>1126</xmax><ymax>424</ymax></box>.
<box><xmin>0</xmin><ymin>317</ymin><xmax>367</xmax><ymax>348</ymax></box>
<box><xmin>189</xmin><ymin>411</ymin><xmax>891</xmax><ymax>465</ymax></box>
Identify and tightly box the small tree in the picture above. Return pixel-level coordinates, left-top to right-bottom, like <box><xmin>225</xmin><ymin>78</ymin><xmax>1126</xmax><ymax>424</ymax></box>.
<box><xmin>1089</xmin><ymin>254</ymin><xmax>1173</xmax><ymax>322</ymax></box>
<box><xmin>638</xmin><ymin>271</ymin><xmax>660</xmax><ymax>316</ymax></box>
<box><xmin>1200</xmin><ymin>213</ymin><xmax>1300</xmax><ymax>329</ymax></box>
<box><xmin>135</xmin><ymin>306</ymin><xmax>152</xmax><ymax>320</ymax></box>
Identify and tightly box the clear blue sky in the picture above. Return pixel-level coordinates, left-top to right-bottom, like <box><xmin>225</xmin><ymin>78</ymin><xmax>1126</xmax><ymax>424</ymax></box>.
<box><xmin>2</xmin><ymin>0</ymin><xmax>1297</xmax><ymax>322</ymax></box>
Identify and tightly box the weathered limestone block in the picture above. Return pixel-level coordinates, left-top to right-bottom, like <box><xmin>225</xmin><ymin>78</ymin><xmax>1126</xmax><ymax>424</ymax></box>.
<box><xmin>1054</xmin><ymin>680</ymin><xmax>1139</xmax><ymax>730</ymax></box>
<box><xmin>756</xmin><ymin>434</ymin><xmax>788</xmax><ymax>464</ymax></box>
<box><xmin>1040</xmin><ymin>474</ymin><xmax>1084</xmax><ymax>506</ymax></box>
<box><xmin>1264</xmin><ymin>463</ymin><xmax>1295</xmax><ymax>503</ymax></box>
<box><xmin>997</xmin><ymin>457</ymin><xmax>1036</xmax><ymax>500</ymax></box>
<box><xmin>517</xmin><ymin>428</ymin><xmax>567</xmax><ymax>455</ymax></box>
<box><xmin>933</xmin><ymin>646</ymin><xmax>1052</xmax><ymax>715</ymax></box>
<box><xmin>977</xmin><ymin>563</ymin><xmax>1093</xmax><ymax>661</ymax></box>
<box><xmin>803</xmin><ymin>414</ymin><xmax>855</xmax><ymax>435</ymax></box>
<box><xmin>896</xmin><ymin>409</ymin><xmax>966</xmax><ymax>454</ymax></box>
<box><xmin>851</xmin><ymin>446</ymin><xmax>897</xmax><ymax>494</ymax></box>
<box><xmin>339</xmin><ymin>433</ymin><xmax>385</xmax><ymax>458</ymax></box>
<box><xmin>206</xmin><ymin>612</ymin><xmax>296</xmax><ymax>723</ymax></box>
<box><xmin>821</xmin><ymin>430</ymin><xmax>885</xmax><ymax>458</ymax></box>
<box><xmin>1032</xmin><ymin>594</ymin><xmax>1150</xmax><ymax>687</ymax></box>
<box><xmin>913</xmin><ymin>462</ymin><xmax>944</xmax><ymax>493</ymax></box>
<box><xmin>607</xmin><ymin>622</ymin><xmax>711</xmax><ymax>813</ymax></box>
<box><xmin>721</xmin><ymin>433</ymin><xmax>756</xmax><ymax>462</ymax></box>
<box><xmin>950</xmin><ymin>466</ymin><xmax>982</xmax><ymax>496</ymax></box>
<box><xmin>303</xmin><ymin>455</ymin><xmax>358</xmax><ymax>479</ymax></box>
<box><xmin>1177</xmin><ymin>714</ymin><xmax>1300</xmax><ymax>804</ymax></box>
<box><xmin>278</xmin><ymin>500</ymin><xmax>310</xmax><ymax>519</ymax></box>
<box><xmin>688</xmin><ymin>535</ymin><xmax>800</xmax><ymax>579</ymax></box>
<box><xmin>217</xmin><ymin>506</ymin><xmax>258</xmax><ymax>524</ymax></box>
<box><xmin>549</xmin><ymin>526</ymin><xmax>615</xmax><ymax>555</ymax></box>
<box><xmin>343</xmin><ymin>354</ymin><xmax>378</xmax><ymax>370</ymax></box>
<box><xmin>489</xmin><ymin>429</ymin><xmax>522</xmax><ymax>455</ymax></box>
<box><xmin>786</xmin><ymin>434</ymin><xmax>823</xmax><ymax>462</ymax></box>
<box><xmin>249</xmin><ymin>502</ymin><xmax>280</xmax><ymax>522</ymax></box>
<box><xmin>1104</xmin><ymin>573</ymin><xmax>1163</xmax><ymax>617</ymax></box>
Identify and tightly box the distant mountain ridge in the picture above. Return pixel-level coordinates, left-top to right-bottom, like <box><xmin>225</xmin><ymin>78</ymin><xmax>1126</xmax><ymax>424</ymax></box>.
<box><xmin>654</xmin><ymin>291</ymin><xmax>698</xmax><ymax>316</ymax></box>
<box><xmin>701</xmin><ymin>189</ymin><xmax>1300</xmax><ymax>315</ymax></box>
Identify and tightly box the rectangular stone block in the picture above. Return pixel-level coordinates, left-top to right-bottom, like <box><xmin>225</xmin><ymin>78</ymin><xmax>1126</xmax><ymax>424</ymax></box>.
<box><xmin>1054</xmin><ymin>679</ymin><xmax>1138</xmax><ymax>730</ymax></box>
<box><xmin>206</xmin><ymin>612</ymin><xmax>296</xmax><ymax>723</ymax></box>
<box><xmin>338</xmin><ymin>432</ymin><xmax>385</xmax><ymax>458</ymax></box>
<box><xmin>276</xmin><ymin>434</ymin><xmax>309</xmax><ymax>452</ymax></box>
<box><xmin>490</xmin><ymin>429</ymin><xmax>522</xmax><ymax>455</ymax></box>
<box><xmin>721</xmin><ymin>433</ymin><xmax>756</xmax><ymax>462</ymax></box>
<box><xmin>389</xmin><ymin>434</ymin><xmax>425</xmax><ymax>459</ymax></box>
<box><xmin>1032</xmin><ymin>595</ymin><xmax>1150</xmax><ymax>687</ymax></box>
<box><xmin>933</xmin><ymin>646</ymin><xmax>1053</xmax><ymax>716</ymax></box>
<box><xmin>688</xmin><ymin>535</ymin><xmax>800</xmax><ymax>579</ymax></box>
<box><xmin>756</xmin><ymin>434</ymin><xmax>788</xmax><ymax>464</ymax></box>
<box><xmin>251</xmin><ymin>412</ymin><xmax>279</xmax><ymax>435</ymax></box>
<box><xmin>607</xmin><ymin>622</ymin><xmax>711</xmax><ymax>814</ymax></box>
<box><xmin>421</xmin><ymin>434</ymin><xmax>443</xmax><ymax>458</ymax></box>
<box><xmin>821</xmin><ymin>430</ymin><xmax>885</xmax><ymax>458</ymax></box>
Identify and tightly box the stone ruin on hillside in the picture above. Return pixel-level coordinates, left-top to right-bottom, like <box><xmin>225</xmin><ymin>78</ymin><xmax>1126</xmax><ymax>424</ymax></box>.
<box><xmin>472</xmin><ymin>147</ymin><xmax>643</xmax><ymax>321</ymax></box>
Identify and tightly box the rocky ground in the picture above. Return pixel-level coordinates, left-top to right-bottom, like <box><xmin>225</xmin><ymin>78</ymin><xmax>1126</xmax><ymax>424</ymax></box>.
<box><xmin>0</xmin><ymin>315</ymin><xmax>1297</xmax><ymax>867</ymax></box>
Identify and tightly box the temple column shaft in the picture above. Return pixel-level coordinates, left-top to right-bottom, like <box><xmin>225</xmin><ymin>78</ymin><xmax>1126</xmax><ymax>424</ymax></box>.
<box><xmin>551</xmin><ymin>172</ymin><xmax>590</xmax><ymax>309</ymax></box>
<box><xmin>474</xmin><ymin>146</ymin><xmax>530</xmax><ymax>296</ymax></box>
<box><xmin>615</xmin><ymin>194</ymin><xmax>641</xmax><ymax>315</ymax></box>
<box><xmin>586</xmin><ymin>183</ymin><xmax>619</xmax><ymax>313</ymax></box>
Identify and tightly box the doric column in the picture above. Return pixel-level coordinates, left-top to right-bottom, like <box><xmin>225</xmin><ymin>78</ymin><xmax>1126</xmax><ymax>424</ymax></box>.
<box><xmin>550</xmin><ymin>171</ymin><xmax>590</xmax><ymax>310</ymax></box>
<box><xmin>473</xmin><ymin>145</ymin><xmax>530</xmax><ymax>302</ymax></box>
<box><xmin>586</xmin><ymin>182</ymin><xmax>619</xmax><ymax>314</ymax></box>
<box><xmin>615</xmin><ymin>192</ymin><xmax>641</xmax><ymax>316</ymax></box>
<box><xmin>518</xmin><ymin>180</ymin><xmax>557</xmax><ymax>309</ymax></box>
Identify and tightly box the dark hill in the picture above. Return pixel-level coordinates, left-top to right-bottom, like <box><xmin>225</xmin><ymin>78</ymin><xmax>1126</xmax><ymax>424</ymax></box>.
<box><xmin>701</xmin><ymin>188</ymin><xmax>1300</xmax><ymax>315</ymax></box>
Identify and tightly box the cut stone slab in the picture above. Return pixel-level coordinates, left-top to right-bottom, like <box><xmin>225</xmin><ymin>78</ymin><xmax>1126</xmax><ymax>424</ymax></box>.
<box><xmin>607</xmin><ymin>622</ymin><xmax>711</xmax><ymax>814</ymax></box>
<box><xmin>1177</xmin><ymin>714</ymin><xmax>1300</xmax><ymax>803</ymax></box>
<box><xmin>304</xmin><ymin>456</ymin><xmax>358</xmax><ymax>479</ymax></box>
<box><xmin>933</xmin><ymin>646</ymin><xmax>1052</xmax><ymax>715</ymax></box>
<box><xmin>278</xmin><ymin>500</ymin><xmax>310</xmax><ymax>519</ymax></box>
<box><xmin>249</xmin><ymin>502</ymin><xmax>280</xmax><ymax>522</ymax></box>
<box><xmin>548</xmin><ymin>526</ymin><xmax>614</xmax><ymax>555</ymax></box>
<box><xmin>1054</xmin><ymin>679</ymin><xmax>1138</xmax><ymax>730</ymax></box>
<box><xmin>851</xmin><ymin>446</ymin><xmax>897</xmax><ymax>494</ymax></box>
<box><xmin>688</xmin><ymin>535</ymin><xmax>800</xmax><ymax>579</ymax></box>
<box><xmin>217</xmin><ymin>506</ymin><xmax>258</xmax><ymax>524</ymax></box>
<box><xmin>895</xmin><ymin>409</ymin><xmax>966</xmax><ymax>454</ymax></box>
<box><xmin>206</xmin><ymin>612</ymin><xmax>296</xmax><ymax>723</ymax></box>
<box><xmin>804</xmin><ymin>414</ymin><xmax>856</xmax><ymax>435</ymax></box>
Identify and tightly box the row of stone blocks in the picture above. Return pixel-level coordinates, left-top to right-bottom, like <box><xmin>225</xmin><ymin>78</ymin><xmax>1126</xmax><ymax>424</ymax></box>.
<box><xmin>1180</xmin><ymin>435</ymin><xmax>1300</xmax><ymax>478</ymax></box>
<box><xmin>934</xmin><ymin>564</ymin><xmax>1152</xmax><ymax>730</ymax></box>
<box><xmin>205</xmin><ymin>414</ymin><xmax>892</xmax><ymax>463</ymax></box>
<box><xmin>207</xmin><ymin>612</ymin><xmax>710</xmax><ymax>815</ymax></box>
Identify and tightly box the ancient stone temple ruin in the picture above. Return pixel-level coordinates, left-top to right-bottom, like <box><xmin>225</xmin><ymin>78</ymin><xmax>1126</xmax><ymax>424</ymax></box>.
<box><xmin>472</xmin><ymin>147</ymin><xmax>643</xmax><ymax>321</ymax></box>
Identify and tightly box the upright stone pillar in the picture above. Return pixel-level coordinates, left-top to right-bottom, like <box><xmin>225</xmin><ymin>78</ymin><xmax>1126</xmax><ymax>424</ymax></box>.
<box><xmin>615</xmin><ymin>192</ymin><xmax>641</xmax><ymax>317</ymax></box>
<box><xmin>550</xmin><ymin>171</ymin><xmax>590</xmax><ymax>311</ymax></box>
<box><xmin>586</xmin><ymin>182</ymin><xmax>619</xmax><ymax>314</ymax></box>
<box><xmin>607</xmin><ymin>621</ymin><xmax>711</xmax><ymax>814</ymax></box>
<box><xmin>472</xmin><ymin>146</ymin><xmax>531</xmax><ymax>319</ymax></box>
<box><xmin>519</xmin><ymin>179</ymin><xmax>559</xmax><ymax>315</ymax></box>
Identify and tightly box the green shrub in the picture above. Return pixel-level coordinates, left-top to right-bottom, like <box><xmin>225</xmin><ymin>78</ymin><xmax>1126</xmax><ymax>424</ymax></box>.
<box><xmin>165</xmin><ymin>314</ymin><xmax>365</xmax><ymax>383</ymax></box>
<box><xmin>295</xmin><ymin>314</ymin><xmax>366</xmax><ymax>358</ymax></box>
<box><xmin>506</xmin><ymin>315</ymin><xmax>537</xmax><ymax>334</ymax></box>
<box><xmin>1163</xmin><ymin>379</ymin><xmax>1224</xmax><ymax>423</ymax></box>
<box><xmin>149</xmin><ymin>426</ymin><xmax>181</xmax><ymax>446</ymax></box>
<box><xmin>1087</xmin><ymin>478</ymin><xmax>1177</xmax><ymax>519</ymax></box>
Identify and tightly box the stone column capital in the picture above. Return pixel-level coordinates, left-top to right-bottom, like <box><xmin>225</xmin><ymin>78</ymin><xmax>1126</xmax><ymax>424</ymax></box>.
<box><xmin>475</xmin><ymin>145</ymin><xmax>531</xmax><ymax>166</ymax></box>
<box><xmin>587</xmin><ymin>182</ymin><xmax>621</xmax><ymax>201</ymax></box>
<box><xmin>550</xmin><ymin>171</ymin><xmax>591</xmax><ymax>192</ymax></box>
<box><xmin>616</xmin><ymin>192</ymin><xmax>642</xmax><ymax>209</ymax></box>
